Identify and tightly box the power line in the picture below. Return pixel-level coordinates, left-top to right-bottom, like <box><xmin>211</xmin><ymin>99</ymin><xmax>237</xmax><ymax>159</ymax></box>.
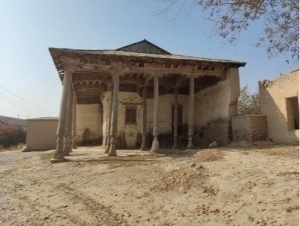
<box><xmin>0</xmin><ymin>93</ymin><xmax>41</xmax><ymax>117</ymax></box>
<box><xmin>0</xmin><ymin>85</ymin><xmax>56</xmax><ymax>114</ymax></box>
<box><xmin>0</xmin><ymin>91</ymin><xmax>52</xmax><ymax>116</ymax></box>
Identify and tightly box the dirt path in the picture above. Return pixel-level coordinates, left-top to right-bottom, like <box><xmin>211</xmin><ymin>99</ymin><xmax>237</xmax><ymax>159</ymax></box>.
<box><xmin>0</xmin><ymin>144</ymin><xmax>298</xmax><ymax>226</ymax></box>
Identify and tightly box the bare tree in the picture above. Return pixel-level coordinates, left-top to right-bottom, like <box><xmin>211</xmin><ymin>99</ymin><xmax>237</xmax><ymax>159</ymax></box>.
<box><xmin>159</xmin><ymin>0</ymin><xmax>299</xmax><ymax>62</ymax></box>
<box><xmin>238</xmin><ymin>85</ymin><xmax>260</xmax><ymax>115</ymax></box>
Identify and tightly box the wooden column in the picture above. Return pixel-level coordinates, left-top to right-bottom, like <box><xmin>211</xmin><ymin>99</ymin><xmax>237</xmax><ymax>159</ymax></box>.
<box><xmin>108</xmin><ymin>74</ymin><xmax>119</xmax><ymax>156</ymax></box>
<box><xmin>50</xmin><ymin>71</ymin><xmax>71</xmax><ymax>163</ymax></box>
<box><xmin>72</xmin><ymin>93</ymin><xmax>77</xmax><ymax>149</ymax></box>
<box><xmin>150</xmin><ymin>75</ymin><xmax>159</xmax><ymax>153</ymax></box>
<box><xmin>187</xmin><ymin>76</ymin><xmax>194</xmax><ymax>149</ymax></box>
<box><xmin>173</xmin><ymin>86</ymin><xmax>179</xmax><ymax>149</ymax></box>
<box><xmin>98</xmin><ymin>103</ymin><xmax>102</xmax><ymax>144</ymax></box>
<box><xmin>140</xmin><ymin>83</ymin><xmax>147</xmax><ymax>151</ymax></box>
<box><xmin>105</xmin><ymin>86</ymin><xmax>113</xmax><ymax>153</ymax></box>
<box><xmin>63</xmin><ymin>79</ymin><xmax>73</xmax><ymax>156</ymax></box>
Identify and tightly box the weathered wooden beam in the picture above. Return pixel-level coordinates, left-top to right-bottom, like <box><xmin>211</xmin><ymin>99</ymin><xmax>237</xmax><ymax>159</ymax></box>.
<box><xmin>187</xmin><ymin>77</ymin><xmax>194</xmax><ymax>149</ymax></box>
<box><xmin>73</xmin><ymin>83</ymin><xmax>104</xmax><ymax>91</ymax></box>
<box><xmin>50</xmin><ymin>71</ymin><xmax>71</xmax><ymax>163</ymax></box>
<box><xmin>63</xmin><ymin>80</ymin><xmax>73</xmax><ymax>156</ymax></box>
<box><xmin>63</xmin><ymin>60</ymin><xmax>227</xmax><ymax>78</ymax></box>
<box><xmin>150</xmin><ymin>75</ymin><xmax>159</xmax><ymax>153</ymax></box>
<box><xmin>173</xmin><ymin>86</ymin><xmax>179</xmax><ymax>149</ymax></box>
<box><xmin>140</xmin><ymin>83</ymin><xmax>147</xmax><ymax>151</ymax></box>
<box><xmin>77</xmin><ymin>97</ymin><xmax>100</xmax><ymax>104</ymax></box>
<box><xmin>72</xmin><ymin>93</ymin><xmax>77</xmax><ymax>149</ymax></box>
<box><xmin>108</xmin><ymin>74</ymin><xmax>119</xmax><ymax>156</ymax></box>
<box><xmin>105</xmin><ymin>86</ymin><xmax>113</xmax><ymax>153</ymax></box>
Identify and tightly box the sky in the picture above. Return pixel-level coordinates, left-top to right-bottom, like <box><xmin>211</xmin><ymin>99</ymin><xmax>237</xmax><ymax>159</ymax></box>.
<box><xmin>0</xmin><ymin>0</ymin><xmax>298</xmax><ymax>119</ymax></box>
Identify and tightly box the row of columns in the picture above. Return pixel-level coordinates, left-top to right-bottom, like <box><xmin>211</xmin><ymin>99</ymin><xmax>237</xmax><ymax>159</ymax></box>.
<box><xmin>149</xmin><ymin>75</ymin><xmax>194</xmax><ymax>152</ymax></box>
<box><xmin>51</xmin><ymin>70</ymin><xmax>195</xmax><ymax>162</ymax></box>
<box><xmin>50</xmin><ymin>71</ymin><xmax>77</xmax><ymax>163</ymax></box>
<box><xmin>103</xmin><ymin>74</ymin><xmax>195</xmax><ymax>154</ymax></box>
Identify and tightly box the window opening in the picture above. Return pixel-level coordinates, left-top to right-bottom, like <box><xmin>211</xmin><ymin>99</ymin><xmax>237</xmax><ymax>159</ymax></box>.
<box><xmin>125</xmin><ymin>106</ymin><xmax>137</xmax><ymax>124</ymax></box>
<box><xmin>286</xmin><ymin>97</ymin><xmax>299</xmax><ymax>130</ymax></box>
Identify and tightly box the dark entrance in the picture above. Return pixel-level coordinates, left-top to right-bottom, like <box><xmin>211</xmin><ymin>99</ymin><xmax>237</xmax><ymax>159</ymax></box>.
<box><xmin>172</xmin><ymin>105</ymin><xmax>183</xmax><ymax>136</ymax></box>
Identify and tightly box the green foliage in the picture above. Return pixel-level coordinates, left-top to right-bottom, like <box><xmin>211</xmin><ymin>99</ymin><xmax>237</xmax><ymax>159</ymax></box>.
<box><xmin>160</xmin><ymin>0</ymin><xmax>299</xmax><ymax>62</ymax></box>
<box><xmin>238</xmin><ymin>85</ymin><xmax>260</xmax><ymax>115</ymax></box>
<box><xmin>0</xmin><ymin>125</ymin><xmax>26</xmax><ymax>148</ymax></box>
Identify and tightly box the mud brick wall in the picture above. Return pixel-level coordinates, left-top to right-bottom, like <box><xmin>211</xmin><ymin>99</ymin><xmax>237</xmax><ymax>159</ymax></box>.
<box><xmin>76</xmin><ymin>104</ymin><xmax>102</xmax><ymax>145</ymax></box>
<box><xmin>259</xmin><ymin>69</ymin><xmax>299</xmax><ymax>144</ymax></box>
<box><xmin>232</xmin><ymin>115</ymin><xmax>267</xmax><ymax>142</ymax></box>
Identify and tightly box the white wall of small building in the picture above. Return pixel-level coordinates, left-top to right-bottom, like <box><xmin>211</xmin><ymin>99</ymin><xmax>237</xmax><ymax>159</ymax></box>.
<box><xmin>26</xmin><ymin>119</ymin><xmax>58</xmax><ymax>150</ymax></box>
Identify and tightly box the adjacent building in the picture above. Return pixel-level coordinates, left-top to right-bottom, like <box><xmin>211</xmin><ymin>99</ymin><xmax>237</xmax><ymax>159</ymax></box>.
<box><xmin>21</xmin><ymin>117</ymin><xmax>58</xmax><ymax>152</ymax></box>
<box><xmin>259</xmin><ymin>69</ymin><xmax>299</xmax><ymax>144</ymax></box>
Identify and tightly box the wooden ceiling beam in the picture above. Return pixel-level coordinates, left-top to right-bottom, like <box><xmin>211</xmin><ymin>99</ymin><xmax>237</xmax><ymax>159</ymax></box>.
<box><xmin>64</xmin><ymin>60</ymin><xmax>227</xmax><ymax>78</ymax></box>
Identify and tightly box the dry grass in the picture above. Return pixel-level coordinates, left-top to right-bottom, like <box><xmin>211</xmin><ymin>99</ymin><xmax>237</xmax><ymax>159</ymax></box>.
<box><xmin>40</xmin><ymin>152</ymin><xmax>55</xmax><ymax>162</ymax></box>
<box><xmin>194</xmin><ymin>149</ymin><xmax>225</xmax><ymax>162</ymax></box>
<box><xmin>153</xmin><ymin>164</ymin><xmax>206</xmax><ymax>192</ymax></box>
<box><xmin>0</xmin><ymin>143</ymin><xmax>24</xmax><ymax>152</ymax></box>
<box><xmin>261</xmin><ymin>147</ymin><xmax>299</xmax><ymax>157</ymax></box>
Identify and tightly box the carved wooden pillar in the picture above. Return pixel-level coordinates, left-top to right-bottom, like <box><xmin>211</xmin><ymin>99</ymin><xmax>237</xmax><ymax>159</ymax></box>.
<box><xmin>150</xmin><ymin>75</ymin><xmax>159</xmax><ymax>153</ymax></box>
<box><xmin>187</xmin><ymin>76</ymin><xmax>194</xmax><ymax>149</ymax></box>
<box><xmin>105</xmin><ymin>85</ymin><xmax>113</xmax><ymax>153</ymax></box>
<box><xmin>140</xmin><ymin>83</ymin><xmax>147</xmax><ymax>151</ymax></box>
<box><xmin>72</xmin><ymin>93</ymin><xmax>77</xmax><ymax>149</ymax></box>
<box><xmin>108</xmin><ymin>74</ymin><xmax>119</xmax><ymax>156</ymax></box>
<box><xmin>173</xmin><ymin>86</ymin><xmax>179</xmax><ymax>149</ymax></box>
<box><xmin>50</xmin><ymin>71</ymin><xmax>71</xmax><ymax>163</ymax></box>
<box><xmin>63</xmin><ymin>79</ymin><xmax>73</xmax><ymax>156</ymax></box>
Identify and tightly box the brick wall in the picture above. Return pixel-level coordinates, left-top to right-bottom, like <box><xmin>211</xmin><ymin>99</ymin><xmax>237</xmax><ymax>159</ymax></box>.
<box><xmin>232</xmin><ymin>115</ymin><xmax>267</xmax><ymax>142</ymax></box>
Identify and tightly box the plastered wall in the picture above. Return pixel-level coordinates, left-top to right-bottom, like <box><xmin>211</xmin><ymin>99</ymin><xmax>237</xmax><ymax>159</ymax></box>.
<box><xmin>76</xmin><ymin>104</ymin><xmax>102</xmax><ymax>144</ymax></box>
<box><xmin>259</xmin><ymin>69</ymin><xmax>299</xmax><ymax>143</ymax></box>
<box><xmin>26</xmin><ymin>119</ymin><xmax>58</xmax><ymax>150</ymax></box>
<box><xmin>193</xmin><ymin>68</ymin><xmax>240</xmax><ymax>146</ymax></box>
<box><xmin>102</xmin><ymin>91</ymin><xmax>143</xmax><ymax>148</ymax></box>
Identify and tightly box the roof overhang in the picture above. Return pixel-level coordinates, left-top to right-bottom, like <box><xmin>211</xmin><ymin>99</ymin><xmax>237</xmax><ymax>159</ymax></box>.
<box><xmin>49</xmin><ymin>47</ymin><xmax>246</xmax><ymax>104</ymax></box>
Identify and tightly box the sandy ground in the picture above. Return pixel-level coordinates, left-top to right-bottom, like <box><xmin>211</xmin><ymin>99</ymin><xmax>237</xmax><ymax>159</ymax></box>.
<box><xmin>0</xmin><ymin>143</ymin><xmax>298</xmax><ymax>226</ymax></box>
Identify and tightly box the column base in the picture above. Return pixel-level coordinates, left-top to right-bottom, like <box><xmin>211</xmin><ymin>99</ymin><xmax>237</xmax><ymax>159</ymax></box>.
<box><xmin>50</xmin><ymin>157</ymin><xmax>66</xmax><ymax>163</ymax></box>
<box><xmin>140</xmin><ymin>140</ymin><xmax>147</xmax><ymax>151</ymax></box>
<box><xmin>105</xmin><ymin>145</ymin><xmax>110</xmax><ymax>153</ymax></box>
<box><xmin>187</xmin><ymin>141</ymin><xmax>193</xmax><ymax>149</ymax></box>
<box><xmin>150</xmin><ymin>138</ymin><xmax>159</xmax><ymax>153</ymax></box>
<box><xmin>72</xmin><ymin>138</ymin><xmax>77</xmax><ymax>149</ymax></box>
<box><xmin>140</xmin><ymin>147</ymin><xmax>148</xmax><ymax>151</ymax></box>
<box><xmin>108</xmin><ymin>143</ymin><xmax>117</xmax><ymax>156</ymax></box>
<box><xmin>173</xmin><ymin>136</ymin><xmax>179</xmax><ymax>149</ymax></box>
